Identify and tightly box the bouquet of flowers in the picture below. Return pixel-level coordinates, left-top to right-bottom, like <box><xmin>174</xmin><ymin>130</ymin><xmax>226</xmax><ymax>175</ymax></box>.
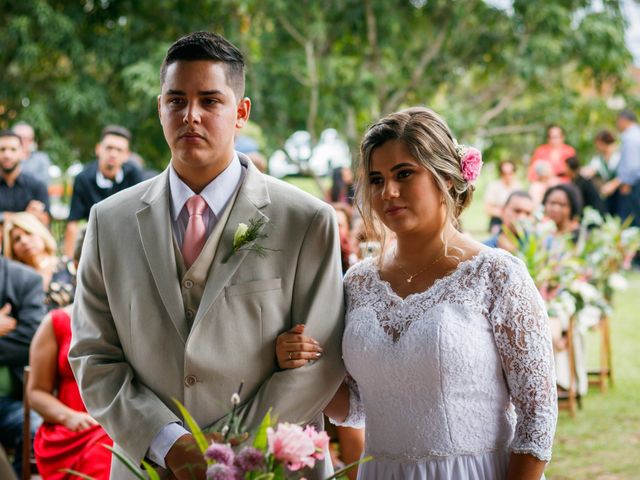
<box><xmin>66</xmin><ymin>384</ymin><xmax>369</xmax><ymax>480</ymax></box>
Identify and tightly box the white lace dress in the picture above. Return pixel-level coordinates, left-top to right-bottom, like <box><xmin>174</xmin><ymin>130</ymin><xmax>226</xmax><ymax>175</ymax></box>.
<box><xmin>336</xmin><ymin>249</ymin><xmax>557</xmax><ymax>479</ymax></box>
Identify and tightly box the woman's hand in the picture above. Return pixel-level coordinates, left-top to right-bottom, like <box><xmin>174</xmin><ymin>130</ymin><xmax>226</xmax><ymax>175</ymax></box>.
<box><xmin>275</xmin><ymin>324</ymin><xmax>323</xmax><ymax>369</ymax></box>
<box><xmin>62</xmin><ymin>411</ymin><xmax>99</xmax><ymax>432</ymax></box>
<box><xmin>0</xmin><ymin>304</ymin><xmax>17</xmax><ymax>336</ymax></box>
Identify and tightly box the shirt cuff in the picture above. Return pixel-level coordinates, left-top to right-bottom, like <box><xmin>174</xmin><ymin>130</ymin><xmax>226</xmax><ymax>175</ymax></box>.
<box><xmin>147</xmin><ymin>422</ymin><xmax>189</xmax><ymax>469</ymax></box>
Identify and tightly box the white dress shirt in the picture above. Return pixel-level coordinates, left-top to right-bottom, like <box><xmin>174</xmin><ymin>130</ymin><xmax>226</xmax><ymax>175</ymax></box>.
<box><xmin>147</xmin><ymin>153</ymin><xmax>243</xmax><ymax>468</ymax></box>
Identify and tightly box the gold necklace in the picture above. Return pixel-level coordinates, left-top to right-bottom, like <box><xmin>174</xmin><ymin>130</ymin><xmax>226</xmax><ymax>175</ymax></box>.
<box><xmin>397</xmin><ymin>251</ymin><xmax>446</xmax><ymax>283</ymax></box>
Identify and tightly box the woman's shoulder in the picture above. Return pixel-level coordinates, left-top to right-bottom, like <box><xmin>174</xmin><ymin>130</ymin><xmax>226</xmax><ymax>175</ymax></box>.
<box><xmin>470</xmin><ymin>247</ymin><xmax>529</xmax><ymax>283</ymax></box>
<box><xmin>344</xmin><ymin>257</ymin><xmax>377</xmax><ymax>286</ymax></box>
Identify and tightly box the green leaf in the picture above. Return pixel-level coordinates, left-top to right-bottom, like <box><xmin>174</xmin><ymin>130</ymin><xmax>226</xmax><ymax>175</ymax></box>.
<box><xmin>60</xmin><ymin>469</ymin><xmax>96</xmax><ymax>480</ymax></box>
<box><xmin>325</xmin><ymin>455</ymin><xmax>374</xmax><ymax>480</ymax></box>
<box><xmin>102</xmin><ymin>444</ymin><xmax>147</xmax><ymax>479</ymax></box>
<box><xmin>141</xmin><ymin>460</ymin><xmax>161</xmax><ymax>480</ymax></box>
<box><xmin>253</xmin><ymin>408</ymin><xmax>273</xmax><ymax>450</ymax></box>
<box><xmin>173</xmin><ymin>398</ymin><xmax>209</xmax><ymax>455</ymax></box>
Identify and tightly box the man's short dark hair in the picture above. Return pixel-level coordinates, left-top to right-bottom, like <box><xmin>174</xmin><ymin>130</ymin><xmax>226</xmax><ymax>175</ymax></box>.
<box><xmin>618</xmin><ymin>109</ymin><xmax>637</xmax><ymax>123</ymax></box>
<box><xmin>101</xmin><ymin>125</ymin><xmax>132</xmax><ymax>142</ymax></box>
<box><xmin>504</xmin><ymin>190</ymin><xmax>532</xmax><ymax>207</ymax></box>
<box><xmin>160</xmin><ymin>31</ymin><xmax>245</xmax><ymax>99</ymax></box>
<box><xmin>0</xmin><ymin>130</ymin><xmax>22</xmax><ymax>142</ymax></box>
<box><xmin>566</xmin><ymin>155</ymin><xmax>580</xmax><ymax>172</ymax></box>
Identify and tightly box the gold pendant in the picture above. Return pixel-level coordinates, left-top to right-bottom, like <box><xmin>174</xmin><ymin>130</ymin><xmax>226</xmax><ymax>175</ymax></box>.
<box><xmin>407</xmin><ymin>276</ymin><xmax>413</xmax><ymax>283</ymax></box>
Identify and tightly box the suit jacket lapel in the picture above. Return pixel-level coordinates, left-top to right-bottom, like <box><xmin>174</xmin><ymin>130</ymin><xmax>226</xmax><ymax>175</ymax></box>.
<box><xmin>136</xmin><ymin>169</ymin><xmax>188</xmax><ymax>343</ymax></box>
<box><xmin>193</xmin><ymin>156</ymin><xmax>271</xmax><ymax>328</ymax></box>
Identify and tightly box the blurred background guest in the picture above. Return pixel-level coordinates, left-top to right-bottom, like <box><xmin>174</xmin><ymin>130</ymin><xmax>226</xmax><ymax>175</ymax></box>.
<box><xmin>3</xmin><ymin>212</ymin><xmax>75</xmax><ymax>310</ymax></box>
<box><xmin>529</xmin><ymin>160</ymin><xmax>560</xmax><ymax>206</ymax></box>
<box><xmin>12</xmin><ymin>122</ymin><xmax>52</xmax><ymax>187</ymax></box>
<box><xmin>484</xmin><ymin>191</ymin><xmax>535</xmax><ymax>253</ymax></box>
<box><xmin>566</xmin><ymin>156</ymin><xmax>606</xmax><ymax>216</ymax></box>
<box><xmin>484</xmin><ymin>160</ymin><xmax>522</xmax><ymax>234</ymax></box>
<box><xmin>28</xmin><ymin>229</ymin><xmax>113</xmax><ymax>480</ymax></box>
<box><xmin>543</xmin><ymin>184</ymin><xmax>583</xmax><ymax>242</ymax></box>
<box><xmin>0</xmin><ymin>130</ymin><xmax>50</xmax><ymax>227</ymax></box>
<box><xmin>528</xmin><ymin>124</ymin><xmax>576</xmax><ymax>182</ymax></box>
<box><xmin>328</xmin><ymin>166</ymin><xmax>354</xmax><ymax>205</ymax></box>
<box><xmin>0</xmin><ymin>254</ymin><xmax>46</xmax><ymax>478</ymax></box>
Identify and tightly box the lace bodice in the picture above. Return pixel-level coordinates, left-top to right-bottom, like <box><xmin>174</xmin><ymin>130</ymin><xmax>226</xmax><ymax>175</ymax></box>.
<box><xmin>337</xmin><ymin>249</ymin><xmax>557</xmax><ymax>463</ymax></box>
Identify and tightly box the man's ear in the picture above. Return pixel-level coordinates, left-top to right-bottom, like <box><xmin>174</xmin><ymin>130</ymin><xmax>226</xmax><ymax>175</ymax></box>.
<box><xmin>235</xmin><ymin>97</ymin><xmax>251</xmax><ymax>129</ymax></box>
<box><xmin>157</xmin><ymin>95</ymin><xmax>162</xmax><ymax>120</ymax></box>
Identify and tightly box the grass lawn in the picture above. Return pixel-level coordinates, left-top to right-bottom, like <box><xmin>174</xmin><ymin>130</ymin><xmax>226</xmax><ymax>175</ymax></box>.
<box><xmin>546</xmin><ymin>271</ymin><xmax>640</xmax><ymax>479</ymax></box>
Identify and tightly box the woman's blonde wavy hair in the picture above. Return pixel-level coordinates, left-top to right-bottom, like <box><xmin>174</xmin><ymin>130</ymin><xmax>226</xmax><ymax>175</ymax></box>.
<box><xmin>355</xmin><ymin>107</ymin><xmax>474</xmax><ymax>251</ymax></box>
<box><xmin>3</xmin><ymin>212</ymin><xmax>57</xmax><ymax>260</ymax></box>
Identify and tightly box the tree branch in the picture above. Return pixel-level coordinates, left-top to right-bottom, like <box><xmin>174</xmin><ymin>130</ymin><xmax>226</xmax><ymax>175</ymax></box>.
<box><xmin>382</xmin><ymin>26</ymin><xmax>448</xmax><ymax>114</ymax></box>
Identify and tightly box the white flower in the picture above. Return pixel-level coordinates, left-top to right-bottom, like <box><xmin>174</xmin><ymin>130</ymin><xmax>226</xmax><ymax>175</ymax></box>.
<box><xmin>577</xmin><ymin>305</ymin><xmax>602</xmax><ymax>333</ymax></box>
<box><xmin>233</xmin><ymin>223</ymin><xmax>249</xmax><ymax>249</ymax></box>
<box><xmin>578</xmin><ymin>282</ymin><xmax>601</xmax><ymax>304</ymax></box>
<box><xmin>230</xmin><ymin>393</ymin><xmax>241</xmax><ymax>406</ymax></box>
<box><xmin>608</xmin><ymin>273</ymin><xmax>628</xmax><ymax>291</ymax></box>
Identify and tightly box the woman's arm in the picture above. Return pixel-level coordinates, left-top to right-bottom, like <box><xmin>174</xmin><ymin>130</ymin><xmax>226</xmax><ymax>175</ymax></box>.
<box><xmin>506</xmin><ymin>453</ymin><xmax>547</xmax><ymax>480</ymax></box>
<box><xmin>276</xmin><ymin>325</ymin><xmax>351</xmax><ymax>422</ymax></box>
<box><xmin>27</xmin><ymin>313</ymin><xmax>98</xmax><ymax>432</ymax></box>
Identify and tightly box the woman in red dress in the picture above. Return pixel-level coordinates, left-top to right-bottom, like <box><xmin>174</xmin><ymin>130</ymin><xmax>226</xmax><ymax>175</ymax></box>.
<box><xmin>27</xmin><ymin>305</ymin><xmax>113</xmax><ymax>479</ymax></box>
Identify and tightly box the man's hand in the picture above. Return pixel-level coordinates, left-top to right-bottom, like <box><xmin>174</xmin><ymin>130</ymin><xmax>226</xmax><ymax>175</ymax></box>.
<box><xmin>165</xmin><ymin>434</ymin><xmax>207</xmax><ymax>480</ymax></box>
<box><xmin>601</xmin><ymin>179</ymin><xmax>620</xmax><ymax>198</ymax></box>
<box><xmin>0</xmin><ymin>303</ymin><xmax>17</xmax><ymax>336</ymax></box>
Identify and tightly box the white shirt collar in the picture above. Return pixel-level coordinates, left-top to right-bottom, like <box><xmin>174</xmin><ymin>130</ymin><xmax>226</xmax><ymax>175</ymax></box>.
<box><xmin>96</xmin><ymin>166</ymin><xmax>124</xmax><ymax>188</ymax></box>
<box><xmin>169</xmin><ymin>152</ymin><xmax>243</xmax><ymax>221</ymax></box>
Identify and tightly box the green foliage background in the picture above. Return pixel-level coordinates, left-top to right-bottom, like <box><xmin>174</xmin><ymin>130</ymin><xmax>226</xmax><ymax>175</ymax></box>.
<box><xmin>0</xmin><ymin>0</ymin><xmax>637</xmax><ymax>170</ymax></box>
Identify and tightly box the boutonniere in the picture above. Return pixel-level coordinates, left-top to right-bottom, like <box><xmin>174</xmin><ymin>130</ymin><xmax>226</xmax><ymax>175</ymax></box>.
<box><xmin>222</xmin><ymin>216</ymin><xmax>274</xmax><ymax>263</ymax></box>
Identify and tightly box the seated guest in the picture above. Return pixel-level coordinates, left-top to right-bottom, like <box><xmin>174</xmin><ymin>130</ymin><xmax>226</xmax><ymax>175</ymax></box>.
<box><xmin>3</xmin><ymin>212</ymin><xmax>75</xmax><ymax>310</ymax></box>
<box><xmin>28</xmin><ymin>229</ymin><xmax>113</xmax><ymax>480</ymax></box>
<box><xmin>0</xmin><ymin>130</ymin><xmax>50</xmax><ymax>226</ymax></box>
<box><xmin>0</xmin><ymin>255</ymin><xmax>46</xmax><ymax>478</ymax></box>
<box><xmin>542</xmin><ymin>184</ymin><xmax>583</xmax><ymax>242</ymax></box>
<box><xmin>63</xmin><ymin>125</ymin><xmax>143</xmax><ymax>257</ymax></box>
<box><xmin>484</xmin><ymin>191</ymin><xmax>535</xmax><ymax>253</ymax></box>
<box><xmin>566</xmin><ymin>156</ymin><xmax>606</xmax><ymax>216</ymax></box>
<box><xmin>484</xmin><ymin>160</ymin><xmax>522</xmax><ymax>234</ymax></box>
<box><xmin>529</xmin><ymin>160</ymin><xmax>560</xmax><ymax>206</ymax></box>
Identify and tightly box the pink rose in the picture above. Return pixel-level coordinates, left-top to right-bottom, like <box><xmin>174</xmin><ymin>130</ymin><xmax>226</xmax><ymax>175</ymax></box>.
<box><xmin>267</xmin><ymin>423</ymin><xmax>316</xmax><ymax>471</ymax></box>
<box><xmin>304</xmin><ymin>425</ymin><xmax>330</xmax><ymax>460</ymax></box>
<box><xmin>460</xmin><ymin>147</ymin><xmax>482</xmax><ymax>182</ymax></box>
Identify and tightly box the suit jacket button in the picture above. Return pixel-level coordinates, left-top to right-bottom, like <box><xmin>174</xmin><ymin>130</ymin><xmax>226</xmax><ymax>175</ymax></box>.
<box><xmin>184</xmin><ymin>375</ymin><xmax>197</xmax><ymax>387</ymax></box>
<box><xmin>186</xmin><ymin>309</ymin><xmax>195</xmax><ymax>320</ymax></box>
<box><xmin>183</xmin><ymin>279</ymin><xmax>194</xmax><ymax>289</ymax></box>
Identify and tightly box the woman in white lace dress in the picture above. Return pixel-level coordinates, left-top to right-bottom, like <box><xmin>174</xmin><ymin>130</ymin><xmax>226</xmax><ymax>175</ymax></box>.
<box><xmin>276</xmin><ymin>107</ymin><xmax>557</xmax><ymax>480</ymax></box>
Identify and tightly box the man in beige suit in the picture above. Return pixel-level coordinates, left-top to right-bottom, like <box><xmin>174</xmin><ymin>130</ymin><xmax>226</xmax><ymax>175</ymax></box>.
<box><xmin>69</xmin><ymin>31</ymin><xmax>345</xmax><ymax>479</ymax></box>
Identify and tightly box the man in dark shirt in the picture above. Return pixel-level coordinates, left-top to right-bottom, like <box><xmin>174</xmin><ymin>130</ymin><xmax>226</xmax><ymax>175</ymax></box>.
<box><xmin>0</xmin><ymin>255</ymin><xmax>46</xmax><ymax>477</ymax></box>
<box><xmin>0</xmin><ymin>131</ymin><xmax>50</xmax><ymax>226</ymax></box>
<box><xmin>484</xmin><ymin>191</ymin><xmax>535</xmax><ymax>253</ymax></box>
<box><xmin>567</xmin><ymin>156</ymin><xmax>606</xmax><ymax>216</ymax></box>
<box><xmin>63</xmin><ymin>125</ymin><xmax>143</xmax><ymax>257</ymax></box>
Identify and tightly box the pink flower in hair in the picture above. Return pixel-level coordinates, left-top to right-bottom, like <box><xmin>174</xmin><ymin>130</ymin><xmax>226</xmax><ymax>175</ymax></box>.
<box><xmin>460</xmin><ymin>146</ymin><xmax>483</xmax><ymax>182</ymax></box>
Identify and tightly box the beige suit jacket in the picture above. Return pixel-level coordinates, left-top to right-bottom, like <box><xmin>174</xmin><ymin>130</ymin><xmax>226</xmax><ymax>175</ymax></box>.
<box><xmin>69</xmin><ymin>155</ymin><xmax>345</xmax><ymax>479</ymax></box>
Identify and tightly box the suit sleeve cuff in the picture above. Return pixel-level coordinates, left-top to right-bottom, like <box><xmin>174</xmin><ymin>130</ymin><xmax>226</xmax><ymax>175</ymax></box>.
<box><xmin>147</xmin><ymin>422</ymin><xmax>189</xmax><ymax>468</ymax></box>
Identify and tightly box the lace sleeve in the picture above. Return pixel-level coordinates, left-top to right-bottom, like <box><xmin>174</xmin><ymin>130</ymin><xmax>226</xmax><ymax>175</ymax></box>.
<box><xmin>489</xmin><ymin>254</ymin><xmax>558</xmax><ymax>462</ymax></box>
<box><xmin>329</xmin><ymin>374</ymin><xmax>365</xmax><ymax>428</ymax></box>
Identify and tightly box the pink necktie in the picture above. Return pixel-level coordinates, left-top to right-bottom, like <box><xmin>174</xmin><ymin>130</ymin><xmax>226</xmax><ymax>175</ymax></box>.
<box><xmin>182</xmin><ymin>195</ymin><xmax>207</xmax><ymax>269</ymax></box>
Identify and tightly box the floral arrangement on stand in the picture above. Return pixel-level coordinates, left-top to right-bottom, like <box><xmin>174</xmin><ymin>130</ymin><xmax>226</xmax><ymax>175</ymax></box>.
<box><xmin>66</xmin><ymin>384</ymin><xmax>369</xmax><ymax>480</ymax></box>
<box><xmin>505</xmin><ymin>208</ymin><xmax>640</xmax><ymax>332</ymax></box>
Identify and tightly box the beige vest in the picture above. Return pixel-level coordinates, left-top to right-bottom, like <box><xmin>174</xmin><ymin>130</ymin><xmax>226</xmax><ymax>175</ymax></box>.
<box><xmin>173</xmin><ymin>187</ymin><xmax>241</xmax><ymax>329</ymax></box>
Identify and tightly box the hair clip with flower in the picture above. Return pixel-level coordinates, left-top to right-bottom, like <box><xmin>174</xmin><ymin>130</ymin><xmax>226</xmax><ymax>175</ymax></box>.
<box><xmin>454</xmin><ymin>141</ymin><xmax>483</xmax><ymax>183</ymax></box>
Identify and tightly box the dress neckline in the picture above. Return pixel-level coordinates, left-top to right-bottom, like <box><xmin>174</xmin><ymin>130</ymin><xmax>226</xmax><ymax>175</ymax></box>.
<box><xmin>369</xmin><ymin>248</ymin><xmax>494</xmax><ymax>302</ymax></box>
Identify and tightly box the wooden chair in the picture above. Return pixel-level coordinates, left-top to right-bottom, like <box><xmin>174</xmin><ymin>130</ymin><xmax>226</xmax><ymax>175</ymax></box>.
<box><xmin>587</xmin><ymin>314</ymin><xmax>613</xmax><ymax>393</ymax></box>
<box><xmin>21</xmin><ymin>366</ymin><xmax>38</xmax><ymax>480</ymax></box>
<box><xmin>557</xmin><ymin>314</ymin><xmax>579</xmax><ymax>418</ymax></box>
